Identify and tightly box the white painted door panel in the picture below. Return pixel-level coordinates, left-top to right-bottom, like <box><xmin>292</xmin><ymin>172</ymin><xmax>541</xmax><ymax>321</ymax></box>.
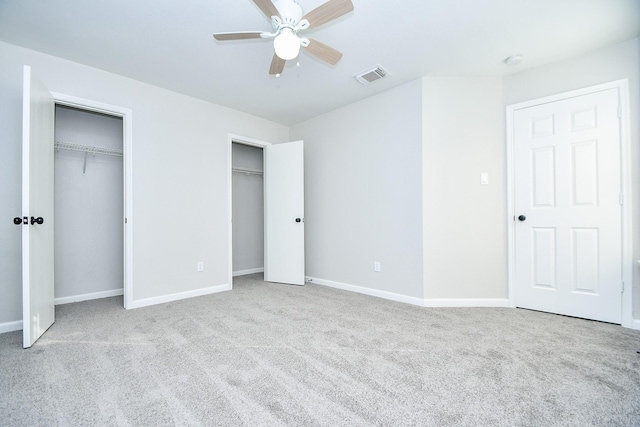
<box><xmin>264</xmin><ymin>141</ymin><xmax>305</xmax><ymax>285</ymax></box>
<box><xmin>22</xmin><ymin>65</ymin><xmax>56</xmax><ymax>347</ymax></box>
<box><xmin>514</xmin><ymin>88</ymin><xmax>622</xmax><ymax>323</ymax></box>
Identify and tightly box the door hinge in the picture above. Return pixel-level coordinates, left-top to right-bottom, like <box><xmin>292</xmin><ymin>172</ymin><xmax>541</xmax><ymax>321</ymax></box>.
<box><xmin>619</xmin><ymin>194</ymin><xmax>624</xmax><ymax>205</ymax></box>
<box><xmin>621</xmin><ymin>281</ymin><xmax>624</xmax><ymax>293</ymax></box>
<box><xmin>125</xmin><ymin>218</ymin><xmax>128</xmax><ymax>224</ymax></box>
<box><xmin>618</xmin><ymin>103</ymin><xmax>622</xmax><ymax>119</ymax></box>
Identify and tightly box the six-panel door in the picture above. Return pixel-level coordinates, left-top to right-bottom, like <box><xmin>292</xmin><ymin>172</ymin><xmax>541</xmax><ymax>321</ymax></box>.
<box><xmin>514</xmin><ymin>88</ymin><xmax>622</xmax><ymax>323</ymax></box>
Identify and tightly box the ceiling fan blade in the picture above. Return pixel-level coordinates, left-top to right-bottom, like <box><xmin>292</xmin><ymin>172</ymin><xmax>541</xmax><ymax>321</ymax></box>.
<box><xmin>301</xmin><ymin>0</ymin><xmax>354</xmax><ymax>29</ymax></box>
<box><xmin>213</xmin><ymin>32</ymin><xmax>265</xmax><ymax>41</ymax></box>
<box><xmin>252</xmin><ymin>0</ymin><xmax>281</xmax><ymax>19</ymax></box>
<box><xmin>304</xmin><ymin>38</ymin><xmax>343</xmax><ymax>65</ymax></box>
<box><xmin>269</xmin><ymin>54</ymin><xmax>286</xmax><ymax>75</ymax></box>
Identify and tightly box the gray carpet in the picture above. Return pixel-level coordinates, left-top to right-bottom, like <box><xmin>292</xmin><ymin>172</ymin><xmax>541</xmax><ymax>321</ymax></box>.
<box><xmin>1</xmin><ymin>273</ymin><xmax>639</xmax><ymax>426</ymax></box>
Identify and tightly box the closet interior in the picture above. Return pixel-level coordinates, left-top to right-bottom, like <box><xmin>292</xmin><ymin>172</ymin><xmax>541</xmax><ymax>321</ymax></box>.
<box><xmin>54</xmin><ymin>105</ymin><xmax>124</xmax><ymax>301</ymax></box>
<box><xmin>232</xmin><ymin>142</ymin><xmax>264</xmax><ymax>278</ymax></box>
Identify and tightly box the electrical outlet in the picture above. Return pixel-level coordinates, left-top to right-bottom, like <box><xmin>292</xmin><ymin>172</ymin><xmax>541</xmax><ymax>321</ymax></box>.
<box><xmin>374</xmin><ymin>261</ymin><xmax>381</xmax><ymax>272</ymax></box>
<box><xmin>197</xmin><ymin>261</ymin><xmax>204</xmax><ymax>272</ymax></box>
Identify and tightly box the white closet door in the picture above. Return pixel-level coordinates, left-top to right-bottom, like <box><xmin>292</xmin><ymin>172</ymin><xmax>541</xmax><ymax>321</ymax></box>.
<box><xmin>264</xmin><ymin>140</ymin><xmax>305</xmax><ymax>285</ymax></box>
<box><xmin>513</xmin><ymin>88</ymin><xmax>622</xmax><ymax>323</ymax></box>
<box><xmin>22</xmin><ymin>65</ymin><xmax>56</xmax><ymax>348</ymax></box>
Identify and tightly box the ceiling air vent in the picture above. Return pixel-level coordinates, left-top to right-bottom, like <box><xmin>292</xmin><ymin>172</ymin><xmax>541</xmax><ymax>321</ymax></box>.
<box><xmin>354</xmin><ymin>65</ymin><xmax>389</xmax><ymax>85</ymax></box>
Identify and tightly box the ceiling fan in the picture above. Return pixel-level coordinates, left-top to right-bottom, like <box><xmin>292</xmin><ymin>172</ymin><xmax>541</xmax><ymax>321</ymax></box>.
<box><xmin>213</xmin><ymin>0</ymin><xmax>354</xmax><ymax>76</ymax></box>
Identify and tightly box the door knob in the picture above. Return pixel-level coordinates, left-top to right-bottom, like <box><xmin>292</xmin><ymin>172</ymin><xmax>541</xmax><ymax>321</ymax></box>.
<box><xmin>30</xmin><ymin>216</ymin><xmax>44</xmax><ymax>225</ymax></box>
<box><xmin>13</xmin><ymin>217</ymin><xmax>24</xmax><ymax>225</ymax></box>
<box><xmin>518</xmin><ymin>215</ymin><xmax>526</xmax><ymax>221</ymax></box>
<box><xmin>295</xmin><ymin>218</ymin><xmax>302</xmax><ymax>223</ymax></box>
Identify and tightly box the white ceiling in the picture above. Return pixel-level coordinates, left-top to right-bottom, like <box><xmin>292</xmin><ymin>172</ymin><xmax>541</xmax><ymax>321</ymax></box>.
<box><xmin>1</xmin><ymin>0</ymin><xmax>639</xmax><ymax>126</ymax></box>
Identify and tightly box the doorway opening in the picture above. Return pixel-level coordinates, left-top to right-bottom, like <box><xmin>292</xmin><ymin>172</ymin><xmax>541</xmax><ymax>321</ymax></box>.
<box><xmin>53</xmin><ymin>93</ymin><xmax>134</xmax><ymax>309</ymax></box>
<box><xmin>54</xmin><ymin>105</ymin><xmax>124</xmax><ymax>305</ymax></box>
<box><xmin>227</xmin><ymin>134</ymin><xmax>306</xmax><ymax>289</ymax></box>
<box><xmin>231</xmin><ymin>141</ymin><xmax>265</xmax><ymax>282</ymax></box>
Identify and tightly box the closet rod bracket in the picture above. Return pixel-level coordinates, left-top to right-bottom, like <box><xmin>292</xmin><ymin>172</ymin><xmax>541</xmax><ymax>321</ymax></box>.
<box><xmin>82</xmin><ymin>151</ymin><xmax>88</xmax><ymax>175</ymax></box>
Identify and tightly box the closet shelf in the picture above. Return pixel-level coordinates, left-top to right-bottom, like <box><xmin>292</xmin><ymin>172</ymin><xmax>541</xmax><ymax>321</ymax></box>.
<box><xmin>55</xmin><ymin>141</ymin><xmax>123</xmax><ymax>157</ymax></box>
<box><xmin>232</xmin><ymin>167</ymin><xmax>263</xmax><ymax>176</ymax></box>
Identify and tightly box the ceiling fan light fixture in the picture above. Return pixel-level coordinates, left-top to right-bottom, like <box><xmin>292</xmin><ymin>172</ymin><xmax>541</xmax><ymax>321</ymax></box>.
<box><xmin>274</xmin><ymin>28</ymin><xmax>300</xmax><ymax>60</ymax></box>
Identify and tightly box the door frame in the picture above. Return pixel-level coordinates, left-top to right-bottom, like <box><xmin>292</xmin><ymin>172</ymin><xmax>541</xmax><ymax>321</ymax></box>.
<box><xmin>53</xmin><ymin>93</ymin><xmax>134</xmax><ymax>309</ymax></box>
<box><xmin>505</xmin><ymin>79</ymin><xmax>633</xmax><ymax>328</ymax></box>
<box><xmin>227</xmin><ymin>134</ymin><xmax>271</xmax><ymax>288</ymax></box>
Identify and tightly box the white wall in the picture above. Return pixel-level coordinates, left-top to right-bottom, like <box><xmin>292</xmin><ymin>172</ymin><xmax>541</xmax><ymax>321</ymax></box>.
<box><xmin>291</xmin><ymin>79</ymin><xmax>424</xmax><ymax>299</ymax></box>
<box><xmin>54</xmin><ymin>106</ymin><xmax>123</xmax><ymax>299</ymax></box>
<box><xmin>232</xmin><ymin>143</ymin><xmax>264</xmax><ymax>274</ymax></box>
<box><xmin>0</xmin><ymin>41</ymin><xmax>289</xmax><ymax>326</ymax></box>
<box><xmin>503</xmin><ymin>37</ymin><xmax>640</xmax><ymax>319</ymax></box>
<box><xmin>422</xmin><ymin>77</ymin><xmax>507</xmax><ymax>301</ymax></box>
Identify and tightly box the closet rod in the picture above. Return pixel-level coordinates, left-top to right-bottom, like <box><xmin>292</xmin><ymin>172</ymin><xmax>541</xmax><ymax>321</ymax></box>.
<box><xmin>232</xmin><ymin>167</ymin><xmax>263</xmax><ymax>176</ymax></box>
<box><xmin>54</xmin><ymin>141</ymin><xmax>123</xmax><ymax>157</ymax></box>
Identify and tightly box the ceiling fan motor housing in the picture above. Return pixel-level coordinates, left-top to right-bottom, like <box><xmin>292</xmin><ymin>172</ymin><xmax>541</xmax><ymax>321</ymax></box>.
<box><xmin>274</xmin><ymin>0</ymin><xmax>304</xmax><ymax>24</ymax></box>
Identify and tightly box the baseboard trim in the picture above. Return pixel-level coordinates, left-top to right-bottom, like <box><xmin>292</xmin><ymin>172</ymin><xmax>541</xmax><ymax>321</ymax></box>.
<box><xmin>233</xmin><ymin>268</ymin><xmax>264</xmax><ymax>277</ymax></box>
<box><xmin>128</xmin><ymin>283</ymin><xmax>232</xmax><ymax>309</ymax></box>
<box><xmin>306</xmin><ymin>277</ymin><xmax>426</xmax><ymax>307</ymax></box>
<box><xmin>0</xmin><ymin>320</ymin><xmax>23</xmax><ymax>334</ymax></box>
<box><xmin>422</xmin><ymin>298</ymin><xmax>511</xmax><ymax>308</ymax></box>
<box><xmin>55</xmin><ymin>289</ymin><xmax>124</xmax><ymax>306</ymax></box>
<box><xmin>306</xmin><ymin>276</ymin><xmax>511</xmax><ymax>308</ymax></box>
